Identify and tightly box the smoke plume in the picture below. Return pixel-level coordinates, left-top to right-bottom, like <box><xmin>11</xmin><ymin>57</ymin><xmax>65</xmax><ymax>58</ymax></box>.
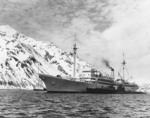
<box><xmin>102</xmin><ymin>59</ymin><xmax>114</xmax><ymax>71</ymax></box>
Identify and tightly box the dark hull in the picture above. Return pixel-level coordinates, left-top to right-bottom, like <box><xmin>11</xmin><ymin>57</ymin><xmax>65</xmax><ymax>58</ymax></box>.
<box><xmin>33</xmin><ymin>88</ymin><xmax>47</xmax><ymax>91</ymax></box>
<box><xmin>39</xmin><ymin>74</ymin><xmax>91</xmax><ymax>92</ymax></box>
<box><xmin>39</xmin><ymin>74</ymin><xmax>142</xmax><ymax>94</ymax></box>
<box><xmin>86</xmin><ymin>88</ymin><xmax>145</xmax><ymax>94</ymax></box>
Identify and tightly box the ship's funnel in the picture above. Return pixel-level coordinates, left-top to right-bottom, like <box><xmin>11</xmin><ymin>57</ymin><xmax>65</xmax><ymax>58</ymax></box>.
<box><xmin>102</xmin><ymin>59</ymin><xmax>114</xmax><ymax>78</ymax></box>
<box><xmin>111</xmin><ymin>68</ymin><xmax>115</xmax><ymax>78</ymax></box>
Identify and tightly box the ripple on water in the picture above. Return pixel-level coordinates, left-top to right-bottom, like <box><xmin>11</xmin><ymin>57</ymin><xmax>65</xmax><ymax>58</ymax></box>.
<box><xmin>0</xmin><ymin>90</ymin><xmax>150</xmax><ymax>118</ymax></box>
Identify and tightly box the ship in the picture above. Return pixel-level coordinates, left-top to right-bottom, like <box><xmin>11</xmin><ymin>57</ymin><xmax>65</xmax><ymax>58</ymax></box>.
<box><xmin>86</xmin><ymin>54</ymin><xmax>141</xmax><ymax>94</ymax></box>
<box><xmin>39</xmin><ymin>44</ymin><xmax>142</xmax><ymax>94</ymax></box>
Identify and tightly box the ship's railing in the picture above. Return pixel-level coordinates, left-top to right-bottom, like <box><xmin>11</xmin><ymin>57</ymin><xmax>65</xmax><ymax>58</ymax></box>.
<box><xmin>79</xmin><ymin>77</ymin><xmax>97</xmax><ymax>83</ymax></box>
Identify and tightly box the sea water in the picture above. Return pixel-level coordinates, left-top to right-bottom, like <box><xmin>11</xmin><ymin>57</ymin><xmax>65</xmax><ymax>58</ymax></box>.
<box><xmin>0</xmin><ymin>90</ymin><xmax>150</xmax><ymax>118</ymax></box>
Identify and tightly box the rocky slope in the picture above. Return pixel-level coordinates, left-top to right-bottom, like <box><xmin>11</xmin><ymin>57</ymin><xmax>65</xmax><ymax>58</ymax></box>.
<box><xmin>1</xmin><ymin>25</ymin><xmax>149</xmax><ymax>93</ymax></box>
<box><xmin>0</xmin><ymin>25</ymin><xmax>93</xmax><ymax>89</ymax></box>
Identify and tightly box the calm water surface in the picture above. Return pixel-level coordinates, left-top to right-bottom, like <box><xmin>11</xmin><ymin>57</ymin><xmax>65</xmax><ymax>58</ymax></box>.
<box><xmin>0</xmin><ymin>90</ymin><xmax>150</xmax><ymax>118</ymax></box>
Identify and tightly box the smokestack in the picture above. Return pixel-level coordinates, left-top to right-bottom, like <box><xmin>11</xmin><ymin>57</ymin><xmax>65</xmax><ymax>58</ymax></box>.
<box><xmin>102</xmin><ymin>59</ymin><xmax>114</xmax><ymax>78</ymax></box>
<box><xmin>111</xmin><ymin>69</ymin><xmax>115</xmax><ymax>78</ymax></box>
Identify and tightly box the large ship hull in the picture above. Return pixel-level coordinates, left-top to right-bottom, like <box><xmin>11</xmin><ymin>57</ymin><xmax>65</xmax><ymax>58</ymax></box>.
<box><xmin>39</xmin><ymin>74</ymin><xmax>141</xmax><ymax>93</ymax></box>
<box><xmin>39</xmin><ymin>74</ymin><xmax>90</xmax><ymax>93</ymax></box>
<box><xmin>86</xmin><ymin>88</ymin><xmax>144</xmax><ymax>94</ymax></box>
<box><xmin>39</xmin><ymin>74</ymin><xmax>116</xmax><ymax>93</ymax></box>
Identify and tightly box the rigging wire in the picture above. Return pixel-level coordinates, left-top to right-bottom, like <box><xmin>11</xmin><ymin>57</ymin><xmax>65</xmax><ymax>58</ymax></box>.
<box><xmin>125</xmin><ymin>65</ymin><xmax>132</xmax><ymax>80</ymax></box>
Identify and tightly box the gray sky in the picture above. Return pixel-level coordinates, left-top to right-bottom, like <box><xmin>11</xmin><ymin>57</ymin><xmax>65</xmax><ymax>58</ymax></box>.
<box><xmin>0</xmin><ymin>0</ymin><xmax>150</xmax><ymax>84</ymax></box>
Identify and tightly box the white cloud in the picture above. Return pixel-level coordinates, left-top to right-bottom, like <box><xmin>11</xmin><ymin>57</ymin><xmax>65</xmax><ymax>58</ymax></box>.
<box><xmin>100</xmin><ymin>0</ymin><xmax>150</xmax><ymax>84</ymax></box>
<box><xmin>1</xmin><ymin>0</ymin><xmax>150</xmax><ymax>84</ymax></box>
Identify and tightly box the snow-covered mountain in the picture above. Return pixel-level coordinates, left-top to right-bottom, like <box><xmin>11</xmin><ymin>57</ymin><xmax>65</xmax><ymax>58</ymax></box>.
<box><xmin>0</xmin><ymin>25</ymin><xmax>93</xmax><ymax>89</ymax></box>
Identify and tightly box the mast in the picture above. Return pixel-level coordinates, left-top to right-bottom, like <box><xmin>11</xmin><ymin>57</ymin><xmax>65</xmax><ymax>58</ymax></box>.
<box><xmin>73</xmin><ymin>43</ymin><xmax>77</xmax><ymax>78</ymax></box>
<box><xmin>122</xmin><ymin>53</ymin><xmax>126</xmax><ymax>80</ymax></box>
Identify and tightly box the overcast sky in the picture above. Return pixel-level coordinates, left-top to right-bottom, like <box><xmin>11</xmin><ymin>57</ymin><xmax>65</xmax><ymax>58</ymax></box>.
<box><xmin>0</xmin><ymin>0</ymin><xmax>150</xmax><ymax>84</ymax></box>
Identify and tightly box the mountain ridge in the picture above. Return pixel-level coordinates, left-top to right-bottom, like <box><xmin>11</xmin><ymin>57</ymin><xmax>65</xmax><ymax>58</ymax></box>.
<box><xmin>0</xmin><ymin>25</ymin><xmax>148</xmax><ymax>93</ymax></box>
<box><xmin>0</xmin><ymin>25</ymin><xmax>93</xmax><ymax>89</ymax></box>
